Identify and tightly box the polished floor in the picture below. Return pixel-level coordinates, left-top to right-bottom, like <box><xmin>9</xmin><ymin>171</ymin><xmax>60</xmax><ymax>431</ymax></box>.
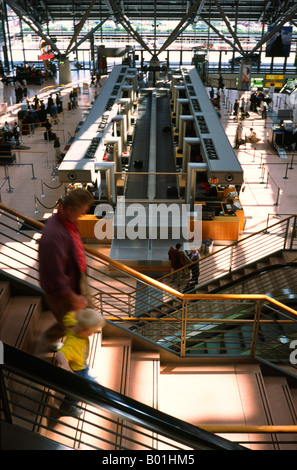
<box><xmin>0</xmin><ymin>67</ymin><xmax>296</xmax><ymax>257</ymax></box>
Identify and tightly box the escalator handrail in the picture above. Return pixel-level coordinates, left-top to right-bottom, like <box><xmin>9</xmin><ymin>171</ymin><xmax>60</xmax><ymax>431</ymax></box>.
<box><xmin>186</xmin><ymin>262</ymin><xmax>297</xmax><ymax>296</ymax></box>
<box><xmin>138</xmin><ymin>263</ymin><xmax>297</xmax><ymax>318</ymax></box>
<box><xmin>1</xmin><ymin>342</ymin><xmax>246</xmax><ymax>451</ymax></box>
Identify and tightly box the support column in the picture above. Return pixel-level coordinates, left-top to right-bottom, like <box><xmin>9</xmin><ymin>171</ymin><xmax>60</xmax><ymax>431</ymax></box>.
<box><xmin>58</xmin><ymin>58</ymin><xmax>71</xmax><ymax>85</ymax></box>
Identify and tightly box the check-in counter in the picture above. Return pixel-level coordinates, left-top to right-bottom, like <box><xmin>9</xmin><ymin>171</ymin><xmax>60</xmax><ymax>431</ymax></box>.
<box><xmin>77</xmin><ymin>214</ymin><xmax>99</xmax><ymax>239</ymax></box>
<box><xmin>189</xmin><ymin>199</ymin><xmax>244</xmax><ymax>243</ymax></box>
<box><xmin>77</xmin><ymin>214</ymin><xmax>113</xmax><ymax>243</ymax></box>
<box><xmin>202</xmin><ymin>215</ymin><xmax>241</xmax><ymax>242</ymax></box>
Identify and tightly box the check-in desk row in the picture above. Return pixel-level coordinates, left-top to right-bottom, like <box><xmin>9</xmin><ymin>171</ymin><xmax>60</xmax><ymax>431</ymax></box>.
<box><xmin>190</xmin><ymin>192</ymin><xmax>245</xmax><ymax>244</ymax></box>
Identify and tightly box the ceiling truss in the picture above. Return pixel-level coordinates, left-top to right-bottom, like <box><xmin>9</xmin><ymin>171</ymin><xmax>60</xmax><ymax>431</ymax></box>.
<box><xmin>4</xmin><ymin>0</ymin><xmax>297</xmax><ymax>60</ymax></box>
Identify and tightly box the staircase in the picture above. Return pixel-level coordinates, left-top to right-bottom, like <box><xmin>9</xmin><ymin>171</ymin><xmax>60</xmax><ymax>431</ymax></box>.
<box><xmin>0</xmin><ymin>280</ymin><xmax>43</xmax><ymax>352</ymax></box>
<box><xmin>194</xmin><ymin>249</ymin><xmax>297</xmax><ymax>294</ymax></box>
<box><xmin>1</xmin><ymin>276</ymin><xmax>297</xmax><ymax>450</ymax></box>
<box><xmin>1</xmin><ymin>203</ymin><xmax>297</xmax><ymax>450</ymax></box>
<box><xmin>110</xmin><ymin>337</ymin><xmax>297</xmax><ymax>450</ymax></box>
<box><xmin>0</xmin><ymin>278</ymin><xmax>56</xmax><ymax>356</ymax></box>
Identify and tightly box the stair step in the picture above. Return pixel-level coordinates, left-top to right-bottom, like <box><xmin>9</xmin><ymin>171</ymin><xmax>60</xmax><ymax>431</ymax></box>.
<box><xmin>195</xmin><ymin>288</ymin><xmax>209</xmax><ymax>294</ymax></box>
<box><xmin>98</xmin><ymin>337</ymin><xmax>132</xmax><ymax>393</ymax></box>
<box><xmin>282</xmin><ymin>251</ymin><xmax>297</xmax><ymax>263</ymax></box>
<box><xmin>1</xmin><ymin>420</ymin><xmax>72</xmax><ymax>450</ymax></box>
<box><xmin>231</xmin><ymin>273</ymin><xmax>242</xmax><ymax>280</ymax></box>
<box><xmin>244</xmin><ymin>268</ymin><xmax>254</xmax><ymax>275</ymax></box>
<box><xmin>263</xmin><ymin>376</ymin><xmax>297</xmax><ymax>449</ymax></box>
<box><xmin>129</xmin><ymin>351</ymin><xmax>160</xmax><ymax>407</ymax></box>
<box><xmin>207</xmin><ymin>283</ymin><xmax>219</xmax><ymax>292</ymax></box>
<box><xmin>32</xmin><ymin>310</ymin><xmax>60</xmax><ymax>360</ymax></box>
<box><xmin>269</xmin><ymin>256</ymin><xmax>284</xmax><ymax>265</ymax></box>
<box><xmin>256</xmin><ymin>262</ymin><xmax>268</xmax><ymax>270</ymax></box>
<box><xmin>158</xmin><ymin>363</ymin><xmax>277</xmax><ymax>449</ymax></box>
<box><xmin>126</xmin><ymin>351</ymin><xmax>160</xmax><ymax>450</ymax></box>
<box><xmin>219</xmin><ymin>278</ymin><xmax>230</xmax><ymax>286</ymax></box>
<box><xmin>0</xmin><ymin>296</ymin><xmax>42</xmax><ymax>351</ymax></box>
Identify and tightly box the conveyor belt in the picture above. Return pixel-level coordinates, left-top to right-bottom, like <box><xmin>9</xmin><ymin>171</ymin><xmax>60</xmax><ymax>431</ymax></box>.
<box><xmin>155</xmin><ymin>94</ymin><xmax>178</xmax><ymax>199</ymax></box>
<box><xmin>125</xmin><ymin>92</ymin><xmax>152</xmax><ymax>199</ymax></box>
<box><xmin>276</xmin><ymin>145</ymin><xmax>287</xmax><ymax>159</ymax></box>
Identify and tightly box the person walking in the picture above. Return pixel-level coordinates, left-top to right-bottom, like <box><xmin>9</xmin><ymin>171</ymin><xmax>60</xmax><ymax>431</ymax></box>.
<box><xmin>233</xmin><ymin>99</ymin><xmax>239</xmax><ymax>120</ymax></box>
<box><xmin>38</xmin><ymin>188</ymin><xmax>94</xmax><ymax>350</ymax></box>
<box><xmin>261</xmin><ymin>100</ymin><xmax>268</xmax><ymax>119</ymax></box>
<box><xmin>234</xmin><ymin>122</ymin><xmax>244</xmax><ymax>148</ymax></box>
<box><xmin>168</xmin><ymin>243</ymin><xmax>185</xmax><ymax>286</ymax></box>
<box><xmin>54</xmin><ymin>135</ymin><xmax>61</xmax><ymax>163</ymax></box>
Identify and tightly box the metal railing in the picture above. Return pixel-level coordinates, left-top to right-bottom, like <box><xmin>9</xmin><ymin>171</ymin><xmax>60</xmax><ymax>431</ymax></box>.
<box><xmin>0</xmin><ymin>343</ymin><xmax>245</xmax><ymax>451</ymax></box>
<box><xmin>0</xmin><ymin>203</ymin><xmax>297</xmax><ymax>368</ymax></box>
<box><xmin>1</xmin><ymin>204</ymin><xmax>297</xmax><ymax>449</ymax></box>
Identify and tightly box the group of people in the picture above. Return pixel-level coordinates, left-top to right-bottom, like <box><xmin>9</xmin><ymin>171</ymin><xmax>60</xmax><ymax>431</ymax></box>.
<box><xmin>234</xmin><ymin>122</ymin><xmax>260</xmax><ymax>149</ymax></box>
<box><xmin>1</xmin><ymin>62</ymin><xmax>55</xmax><ymax>86</ymax></box>
<box><xmin>38</xmin><ymin>187</ymin><xmax>105</xmax><ymax>418</ymax></box>
<box><xmin>233</xmin><ymin>91</ymin><xmax>272</xmax><ymax>122</ymax></box>
<box><xmin>1</xmin><ymin>120</ymin><xmax>21</xmax><ymax>145</ymax></box>
<box><xmin>233</xmin><ymin>97</ymin><xmax>250</xmax><ymax>121</ymax></box>
<box><xmin>250</xmin><ymin>90</ymin><xmax>271</xmax><ymax>118</ymax></box>
<box><xmin>30</xmin><ymin>91</ymin><xmax>63</xmax><ymax>118</ymax></box>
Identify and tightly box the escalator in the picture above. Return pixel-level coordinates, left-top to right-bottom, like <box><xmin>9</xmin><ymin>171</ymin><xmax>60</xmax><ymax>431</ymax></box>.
<box><xmin>0</xmin><ymin>343</ymin><xmax>246</xmax><ymax>451</ymax></box>
<box><xmin>131</xmin><ymin>263</ymin><xmax>297</xmax><ymax>359</ymax></box>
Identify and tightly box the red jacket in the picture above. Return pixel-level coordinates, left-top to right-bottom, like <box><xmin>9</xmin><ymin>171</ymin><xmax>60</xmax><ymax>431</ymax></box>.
<box><xmin>38</xmin><ymin>212</ymin><xmax>84</xmax><ymax>299</ymax></box>
<box><xmin>168</xmin><ymin>246</ymin><xmax>184</xmax><ymax>270</ymax></box>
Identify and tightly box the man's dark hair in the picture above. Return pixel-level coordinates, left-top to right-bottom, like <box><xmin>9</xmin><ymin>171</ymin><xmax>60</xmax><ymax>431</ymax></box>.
<box><xmin>60</xmin><ymin>188</ymin><xmax>94</xmax><ymax>209</ymax></box>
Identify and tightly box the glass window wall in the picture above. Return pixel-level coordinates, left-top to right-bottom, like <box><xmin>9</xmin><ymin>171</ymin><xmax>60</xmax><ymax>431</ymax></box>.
<box><xmin>2</xmin><ymin>6</ymin><xmax>297</xmax><ymax>76</ymax></box>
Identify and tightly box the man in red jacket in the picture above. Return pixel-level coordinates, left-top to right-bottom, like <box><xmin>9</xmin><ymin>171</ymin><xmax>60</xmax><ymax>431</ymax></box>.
<box><xmin>38</xmin><ymin>188</ymin><xmax>94</xmax><ymax>350</ymax></box>
<box><xmin>168</xmin><ymin>243</ymin><xmax>185</xmax><ymax>286</ymax></box>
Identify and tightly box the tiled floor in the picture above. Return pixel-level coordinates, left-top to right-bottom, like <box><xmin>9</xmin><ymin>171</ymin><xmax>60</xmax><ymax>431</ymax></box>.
<box><xmin>222</xmin><ymin>89</ymin><xmax>297</xmax><ymax>236</ymax></box>
<box><xmin>0</xmin><ymin>68</ymin><xmax>296</xmax><ymax>251</ymax></box>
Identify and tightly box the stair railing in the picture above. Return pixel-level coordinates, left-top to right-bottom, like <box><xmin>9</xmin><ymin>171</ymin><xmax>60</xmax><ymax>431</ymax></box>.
<box><xmin>0</xmin><ymin>203</ymin><xmax>297</xmax><ymax>372</ymax></box>
<box><xmin>157</xmin><ymin>213</ymin><xmax>297</xmax><ymax>290</ymax></box>
<box><xmin>0</xmin><ymin>202</ymin><xmax>296</xmax><ymax>293</ymax></box>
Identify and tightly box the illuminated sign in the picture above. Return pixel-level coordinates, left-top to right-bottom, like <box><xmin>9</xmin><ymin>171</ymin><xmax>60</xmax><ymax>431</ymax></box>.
<box><xmin>38</xmin><ymin>54</ymin><xmax>55</xmax><ymax>60</ymax></box>
<box><xmin>266</xmin><ymin>74</ymin><xmax>284</xmax><ymax>80</ymax></box>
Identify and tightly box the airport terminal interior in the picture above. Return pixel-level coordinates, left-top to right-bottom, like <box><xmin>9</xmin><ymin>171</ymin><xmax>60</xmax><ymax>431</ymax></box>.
<box><xmin>1</xmin><ymin>0</ymin><xmax>297</xmax><ymax>452</ymax></box>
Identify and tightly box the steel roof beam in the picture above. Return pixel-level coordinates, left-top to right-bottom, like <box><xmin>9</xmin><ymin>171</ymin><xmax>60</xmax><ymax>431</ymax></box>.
<box><xmin>5</xmin><ymin>0</ymin><xmax>61</xmax><ymax>55</ymax></box>
<box><xmin>251</xmin><ymin>2</ymin><xmax>297</xmax><ymax>52</ymax></box>
<box><xmin>65</xmin><ymin>0</ymin><xmax>98</xmax><ymax>55</ymax></box>
<box><xmin>157</xmin><ymin>0</ymin><xmax>204</xmax><ymax>55</ymax></box>
<box><xmin>212</xmin><ymin>0</ymin><xmax>245</xmax><ymax>55</ymax></box>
